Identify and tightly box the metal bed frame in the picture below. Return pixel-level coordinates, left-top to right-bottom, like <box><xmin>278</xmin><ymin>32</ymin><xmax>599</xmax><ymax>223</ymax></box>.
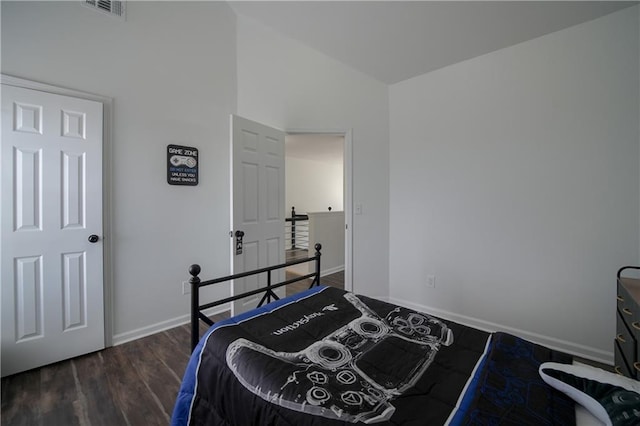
<box><xmin>187</xmin><ymin>243</ymin><xmax>322</xmax><ymax>351</ymax></box>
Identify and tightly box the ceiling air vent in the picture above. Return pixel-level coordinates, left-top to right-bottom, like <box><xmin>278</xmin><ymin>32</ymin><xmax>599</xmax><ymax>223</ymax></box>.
<box><xmin>83</xmin><ymin>0</ymin><xmax>125</xmax><ymax>20</ymax></box>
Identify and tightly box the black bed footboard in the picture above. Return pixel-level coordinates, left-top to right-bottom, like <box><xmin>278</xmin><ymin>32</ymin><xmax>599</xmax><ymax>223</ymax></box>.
<box><xmin>188</xmin><ymin>243</ymin><xmax>322</xmax><ymax>351</ymax></box>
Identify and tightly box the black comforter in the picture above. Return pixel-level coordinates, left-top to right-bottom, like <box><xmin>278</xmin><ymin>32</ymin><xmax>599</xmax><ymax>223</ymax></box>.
<box><xmin>172</xmin><ymin>286</ymin><xmax>574</xmax><ymax>425</ymax></box>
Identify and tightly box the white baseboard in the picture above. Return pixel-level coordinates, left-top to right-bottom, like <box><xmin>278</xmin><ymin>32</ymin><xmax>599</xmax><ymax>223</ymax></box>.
<box><xmin>321</xmin><ymin>265</ymin><xmax>344</xmax><ymax>277</ymax></box>
<box><xmin>388</xmin><ymin>297</ymin><xmax>613</xmax><ymax>365</ymax></box>
<box><xmin>111</xmin><ymin>304</ymin><xmax>230</xmax><ymax>346</ymax></box>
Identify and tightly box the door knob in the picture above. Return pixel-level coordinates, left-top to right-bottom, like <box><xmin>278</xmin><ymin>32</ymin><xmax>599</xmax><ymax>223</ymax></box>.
<box><xmin>88</xmin><ymin>234</ymin><xmax>99</xmax><ymax>243</ymax></box>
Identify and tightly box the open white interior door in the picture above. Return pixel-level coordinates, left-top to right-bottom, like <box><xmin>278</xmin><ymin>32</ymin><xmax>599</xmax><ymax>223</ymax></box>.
<box><xmin>1</xmin><ymin>84</ymin><xmax>105</xmax><ymax>376</ymax></box>
<box><xmin>230</xmin><ymin>115</ymin><xmax>285</xmax><ymax>316</ymax></box>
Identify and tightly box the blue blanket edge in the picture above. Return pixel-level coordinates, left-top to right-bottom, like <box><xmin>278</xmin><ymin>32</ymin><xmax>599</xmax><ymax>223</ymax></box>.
<box><xmin>446</xmin><ymin>335</ymin><xmax>492</xmax><ymax>425</ymax></box>
<box><xmin>170</xmin><ymin>285</ymin><xmax>329</xmax><ymax>426</ymax></box>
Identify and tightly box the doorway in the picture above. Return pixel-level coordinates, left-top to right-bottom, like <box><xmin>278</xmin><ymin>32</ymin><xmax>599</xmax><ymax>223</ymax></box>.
<box><xmin>284</xmin><ymin>131</ymin><xmax>352</xmax><ymax>293</ymax></box>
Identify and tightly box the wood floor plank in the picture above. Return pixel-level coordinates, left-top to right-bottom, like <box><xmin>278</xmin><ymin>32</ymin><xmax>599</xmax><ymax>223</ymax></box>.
<box><xmin>39</xmin><ymin>361</ymin><xmax>80</xmax><ymax>426</ymax></box>
<box><xmin>163</xmin><ymin>326</ymin><xmax>195</xmax><ymax>360</ymax></box>
<box><xmin>72</xmin><ymin>351</ymin><xmax>128</xmax><ymax>426</ymax></box>
<box><xmin>123</xmin><ymin>338</ymin><xmax>177</xmax><ymax>420</ymax></box>
<box><xmin>101</xmin><ymin>345</ymin><xmax>166</xmax><ymax>426</ymax></box>
<box><xmin>165</xmin><ymin>313</ymin><xmax>229</xmax><ymax>359</ymax></box>
<box><xmin>1</xmin><ymin>369</ymin><xmax>42</xmax><ymax>426</ymax></box>
<box><xmin>144</xmin><ymin>330</ymin><xmax>191</xmax><ymax>384</ymax></box>
<box><xmin>285</xmin><ymin>269</ymin><xmax>344</xmax><ymax>296</ymax></box>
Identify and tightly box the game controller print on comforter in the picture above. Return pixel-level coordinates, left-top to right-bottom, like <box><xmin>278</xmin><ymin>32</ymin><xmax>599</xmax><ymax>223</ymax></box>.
<box><xmin>171</xmin><ymin>286</ymin><xmax>573</xmax><ymax>425</ymax></box>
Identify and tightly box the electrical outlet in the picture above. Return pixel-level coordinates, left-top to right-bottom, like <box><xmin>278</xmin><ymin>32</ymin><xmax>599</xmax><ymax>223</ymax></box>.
<box><xmin>427</xmin><ymin>275</ymin><xmax>436</xmax><ymax>288</ymax></box>
<box><xmin>182</xmin><ymin>281</ymin><xmax>191</xmax><ymax>295</ymax></box>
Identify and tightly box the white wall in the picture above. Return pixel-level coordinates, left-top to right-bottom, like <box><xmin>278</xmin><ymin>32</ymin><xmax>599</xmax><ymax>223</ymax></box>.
<box><xmin>286</xmin><ymin>157</ymin><xmax>343</xmax><ymax>213</ymax></box>
<box><xmin>1</xmin><ymin>1</ymin><xmax>237</xmax><ymax>342</ymax></box>
<box><xmin>389</xmin><ymin>7</ymin><xmax>639</xmax><ymax>362</ymax></box>
<box><xmin>308</xmin><ymin>212</ymin><xmax>345</xmax><ymax>275</ymax></box>
<box><xmin>236</xmin><ymin>16</ymin><xmax>390</xmax><ymax>298</ymax></box>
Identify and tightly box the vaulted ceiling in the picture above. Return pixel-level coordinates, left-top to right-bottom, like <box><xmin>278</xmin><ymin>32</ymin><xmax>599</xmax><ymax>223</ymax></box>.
<box><xmin>230</xmin><ymin>1</ymin><xmax>637</xmax><ymax>84</ymax></box>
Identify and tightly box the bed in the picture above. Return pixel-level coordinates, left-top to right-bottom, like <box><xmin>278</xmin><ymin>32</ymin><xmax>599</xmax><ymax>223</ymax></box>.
<box><xmin>172</xmin><ymin>247</ymin><xmax>634</xmax><ymax>425</ymax></box>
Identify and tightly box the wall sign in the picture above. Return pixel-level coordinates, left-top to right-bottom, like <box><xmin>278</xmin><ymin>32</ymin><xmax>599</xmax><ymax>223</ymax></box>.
<box><xmin>167</xmin><ymin>144</ymin><xmax>198</xmax><ymax>186</ymax></box>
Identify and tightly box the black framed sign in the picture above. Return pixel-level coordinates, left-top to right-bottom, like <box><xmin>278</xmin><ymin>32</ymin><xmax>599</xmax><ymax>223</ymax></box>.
<box><xmin>167</xmin><ymin>144</ymin><xmax>198</xmax><ymax>186</ymax></box>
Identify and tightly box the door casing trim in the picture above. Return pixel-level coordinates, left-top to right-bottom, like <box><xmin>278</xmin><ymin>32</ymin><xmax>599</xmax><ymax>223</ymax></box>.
<box><xmin>286</xmin><ymin>128</ymin><xmax>353</xmax><ymax>292</ymax></box>
<box><xmin>1</xmin><ymin>73</ymin><xmax>114</xmax><ymax>346</ymax></box>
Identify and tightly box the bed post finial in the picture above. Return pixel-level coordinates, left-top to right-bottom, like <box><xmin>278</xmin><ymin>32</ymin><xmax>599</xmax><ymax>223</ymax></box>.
<box><xmin>189</xmin><ymin>264</ymin><xmax>201</xmax><ymax>278</ymax></box>
<box><xmin>189</xmin><ymin>264</ymin><xmax>201</xmax><ymax>352</ymax></box>
<box><xmin>314</xmin><ymin>243</ymin><xmax>322</xmax><ymax>254</ymax></box>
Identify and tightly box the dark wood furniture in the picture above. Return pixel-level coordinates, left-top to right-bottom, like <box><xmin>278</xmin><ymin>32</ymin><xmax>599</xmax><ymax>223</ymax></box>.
<box><xmin>615</xmin><ymin>266</ymin><xmax>640</xmax><ymax>378</ymax></box>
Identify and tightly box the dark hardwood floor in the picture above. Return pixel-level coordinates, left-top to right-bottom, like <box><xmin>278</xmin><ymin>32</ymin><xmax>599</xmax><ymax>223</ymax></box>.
<box><xmin>1</xmin><ymin>320</ymin><xmax>217</xmax><ymax>426</ymax></box>
<box><xmin>284</xmin><ymin>248</ymin><xmax>309</xmax><ymax>262</ymax></box>
<box><xmin>285</xmin><ymin>269</ymin><xmax>344</xmax><ymax>296</ymax></box>
<box><xmin>1</xmin><ymin>270</ymin><xmax>345</xmax><ymax>426</ymax></box>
